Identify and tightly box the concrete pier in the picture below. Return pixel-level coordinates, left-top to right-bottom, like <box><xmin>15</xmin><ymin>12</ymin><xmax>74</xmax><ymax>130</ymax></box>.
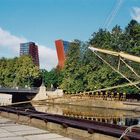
<box><xmin>0</xmin><ymin>93</ymin><xmax>12</xmax><ymax>105</ymax></box>
<box><xmin>0</xmin><ymin>116</ymin><xmax>72</xmax><ymax>140</ymax></box>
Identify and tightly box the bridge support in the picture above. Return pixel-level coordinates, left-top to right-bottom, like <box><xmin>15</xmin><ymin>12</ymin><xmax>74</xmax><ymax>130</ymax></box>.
<box><xmin>32</xmin><ymin>85</ymin><xmax>48</xmax><ymax>101</ymax></box>
<box><xmin>0</xmin><ymin>93</ymin><xmax>12</xmax><ymax>105</ymax></box>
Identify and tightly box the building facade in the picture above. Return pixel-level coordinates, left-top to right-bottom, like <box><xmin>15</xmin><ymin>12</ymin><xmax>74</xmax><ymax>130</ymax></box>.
<box><xmin>55</xmin><ymin>40</ymin><xmax>70</xmax><ymax>68</ymax></box>
<box><xmin>20</xmin><ymin>42</ymin><xmax>39</xmax><ymax>67</ymax></box>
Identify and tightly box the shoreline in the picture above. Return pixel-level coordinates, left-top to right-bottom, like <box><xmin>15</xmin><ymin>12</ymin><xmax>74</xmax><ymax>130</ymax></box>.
<box><xmin>44</xmin><ymin>95</ymin><xmax>140</xmax><ymax>112</ymax></box>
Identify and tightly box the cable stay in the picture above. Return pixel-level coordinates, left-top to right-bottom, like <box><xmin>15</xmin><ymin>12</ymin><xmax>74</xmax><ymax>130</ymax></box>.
<box><xmin>85</xmin><ymin>81</ymin><xmax>140</xmax><ymax>94</ymax></box>
<box><xmin>103</xmin><ymin>0</ymin><xmax>123</xmax><ymax>29</ymax></box>
<box><xmin>119</xmin><ymin>124</ymin><xmax>140</xmax><ymax>140</ymax></box>
<box><xmin>88</xmin><ymin>46</ymin><xmax>140</xmax><ymax>139</ymax></box>
<box><xmin>89</xmin><ymin>47</ymin><xmax>140</xmax><ymax>91</ymax></box>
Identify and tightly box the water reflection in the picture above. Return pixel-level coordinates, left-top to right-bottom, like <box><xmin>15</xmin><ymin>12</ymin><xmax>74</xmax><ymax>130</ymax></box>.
<box><xmin>31</xmin><ymin>103</ymin><xmax>140</xmax><ymax>126</ymax></box>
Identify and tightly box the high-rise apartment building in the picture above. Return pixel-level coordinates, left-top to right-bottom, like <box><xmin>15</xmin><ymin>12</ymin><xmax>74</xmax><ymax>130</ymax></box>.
<box><xmin>55</xmin><ymin>39</ymin><xmax>70</xmax><ymax>68</ymax></box>
<box><xmin>20</xmin><ymin>42</ymin><xmax>39</xmax><ymax>67</ymax></box>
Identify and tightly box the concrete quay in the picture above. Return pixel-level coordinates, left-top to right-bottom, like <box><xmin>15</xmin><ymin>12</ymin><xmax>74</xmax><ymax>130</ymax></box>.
<box><xmin>0</xmin><ymin>116</ymin><xmax>73</xmax><ymax>140</ymax></box>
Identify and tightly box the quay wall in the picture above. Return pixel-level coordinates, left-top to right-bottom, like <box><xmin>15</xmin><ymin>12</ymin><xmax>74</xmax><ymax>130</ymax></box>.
<box><xmin>0</xmin><ymin>111</ymin><xmax>118</xmax><ymax>140</ymax></box>
<box><xmin>48</xmin><ymin>96</ymin><xmax>140</xmax><ymax>111</ymax></box>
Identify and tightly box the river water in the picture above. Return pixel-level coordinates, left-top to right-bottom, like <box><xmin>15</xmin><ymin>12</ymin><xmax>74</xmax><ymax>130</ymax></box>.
<box><xmin>30</xmin><ymin>103</ymin><xmax>140</xmax><ymax>126</ymax></box>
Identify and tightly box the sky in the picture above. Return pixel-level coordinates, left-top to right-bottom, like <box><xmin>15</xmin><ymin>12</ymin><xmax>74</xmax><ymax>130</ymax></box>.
<box><xmin>0</xmin><ymin>0</ymin><xmax>140</xmax><ymax>70</ymax></box>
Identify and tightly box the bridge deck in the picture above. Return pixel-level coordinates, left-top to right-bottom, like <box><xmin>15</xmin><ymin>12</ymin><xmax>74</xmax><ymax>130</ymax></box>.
<box><xmin>0</xmin><ymin>87</ymin><xmax>38</xmax><ymax>94</ymax></box>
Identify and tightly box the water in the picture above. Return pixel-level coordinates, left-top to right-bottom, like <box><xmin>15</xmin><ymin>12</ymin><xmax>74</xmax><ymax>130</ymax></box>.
<box><xmin>30</xmin><ymin>103</ymin><xmax>140</xmax><ymax>126</ymax></box>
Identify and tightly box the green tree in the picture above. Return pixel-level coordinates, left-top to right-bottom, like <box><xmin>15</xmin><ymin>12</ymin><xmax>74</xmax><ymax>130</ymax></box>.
<box><xmin>15</xmin><ymin>55</ymin><xmax>40</xmax><ymax>87</ymax></box>
<box><xmin>0</xmin><ymin>56</ymin><xmax>41</xmax><ymax>87</ymax></box>
<box><xmin>43</xmin><ymin>68</ymin><xmax>63</xmax><ymax>90</ymax></box>
<box><xmin>88</xmin><ymin>20</ymin><xmax>140</xmax><ymax>93</ymax></box>
<box><xmin>61</xmin><ymin>41</ymin><xmax>84</xmax><ymax>93</ymax></box>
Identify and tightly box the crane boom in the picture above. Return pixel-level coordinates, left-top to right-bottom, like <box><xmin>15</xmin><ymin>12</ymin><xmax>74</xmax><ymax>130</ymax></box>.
<box><xmin>89</xmin><ymin>47</ymin><xmax>140</xmax><ymax>63</ymax></box>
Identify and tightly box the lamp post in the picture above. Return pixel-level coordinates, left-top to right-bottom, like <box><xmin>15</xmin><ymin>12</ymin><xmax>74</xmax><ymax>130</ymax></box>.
<box><xmin>12</xmin><ymin>73</ymin><xmax>17</xmax><ymax>88</ymax></box>
<box><xmin>27</xmin><ymin>72</ymin><xmax>31</xmax><ymax>89</ymax></box>
<box><xmin>41</xmin><ymin>69</ymin><xmax>45</xmax><ymax>86</ymax></box>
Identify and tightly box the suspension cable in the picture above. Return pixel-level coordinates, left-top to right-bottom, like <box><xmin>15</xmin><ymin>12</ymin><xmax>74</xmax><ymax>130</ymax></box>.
<box><xmin>119</xmin><ymin>124</ymin><xmax>140</xmax><ymax>140</ymax></box>
<box><xmin>120</xmin><ymin>57</ymin><xmax>140</xmax><ymax>79</ymax></box>
<box><xmin>118</xmin><ymin>56</ymin><xmax>121</xmax><ymax>70</ymax></box>
<box><xmin>103</xmin><ymin>0</ymin><xmax>123</xmax><ymax>29</ymax></box>
<box><xmin>85</xmin><ymin>80</ymin><xmax>140</xmax><ymax>94</ymax></box>
<box><xmin>0</xmin><ymin>96</ymin><xmax>63</xmax><ymax>107</ymax></box>
<box><xmin>93</xmin><ymin>51</ymin><xmax>140</xmax><ymax>90</ymax></box>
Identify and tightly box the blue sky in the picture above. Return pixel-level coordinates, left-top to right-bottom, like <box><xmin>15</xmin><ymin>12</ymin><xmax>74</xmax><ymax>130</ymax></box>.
<box><xmin>0</xmin><ymin>0</ymin><xmax>140</xmax><ymax>70</ymax></box>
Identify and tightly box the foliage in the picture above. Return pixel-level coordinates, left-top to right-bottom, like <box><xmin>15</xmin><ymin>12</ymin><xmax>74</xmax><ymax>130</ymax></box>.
<box><xmin>42</xmin><ymin>68</ymin><xmax>63</xmax><ymax>90</ymax></box>
<box><xmin>60</xmin><ymin>20</ymin><xmax>140</xmax><ymax>94</ymax></box>
<box><xmin>1</xmin><ymin>20</ymin><xmax>140</xmax><ymax>94</ymax></box>
<box><xmin>61</xmin><ymin>41</ymin><xmax>84</xmax><ymax>93</ymax></box>
<box><xmin>0</xmin><ymin>56</ymin><xmax>41</xmax><ymax>87</ymax></box>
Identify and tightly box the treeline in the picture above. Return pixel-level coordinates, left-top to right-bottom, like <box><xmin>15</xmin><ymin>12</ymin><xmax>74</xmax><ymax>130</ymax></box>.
<box><xmin>1</xmin><ymin>20</ymin><xmax>140</xmax><ymax>93</ymax></box>
<box><xmin>44</xmin><ymin>20</ymin><xmax>140</xmax><ymax>94</ymax></box>
<box><xmin>0</xmin><ymin>56</ymin><xmax>41</xmax><ymax>87</ymax></box>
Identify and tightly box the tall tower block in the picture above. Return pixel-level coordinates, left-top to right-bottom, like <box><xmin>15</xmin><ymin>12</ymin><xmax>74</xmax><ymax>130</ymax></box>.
<box><xmin>20</xmin><ymin>42</ymin><xmax>39</xmax><ymax>67</ymax></box>
<box><xmin>55</xmin><ymin>40</ymin><xmax>69</xmax><ymax>68</ymax></box>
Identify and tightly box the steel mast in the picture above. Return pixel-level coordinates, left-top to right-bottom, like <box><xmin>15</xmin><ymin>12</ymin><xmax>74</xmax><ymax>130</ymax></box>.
<box><xmin>89</xmin><ymin>47</ymin><xmax>140</xmax><ymax>63</ymax></box>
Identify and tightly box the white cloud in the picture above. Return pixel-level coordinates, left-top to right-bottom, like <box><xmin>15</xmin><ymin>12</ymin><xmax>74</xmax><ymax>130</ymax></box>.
<box><xmin>131</xmin><ymin>7</ymin><xmax>140</xmax><ymax>22</ymax></box>
<box><xmin>38</xmin><ymin>45</ymin><xmax>57</xmax><ymax>71</ymax></box>
<box><xmin>0</xmin><ymin>27</ymin><xmax>57</xmax><ymax>70</ymax></box>
<box><xmin>0</xmin><ymin>27</ymin><xmax>27</xmax><ymax>56</ymax></box>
